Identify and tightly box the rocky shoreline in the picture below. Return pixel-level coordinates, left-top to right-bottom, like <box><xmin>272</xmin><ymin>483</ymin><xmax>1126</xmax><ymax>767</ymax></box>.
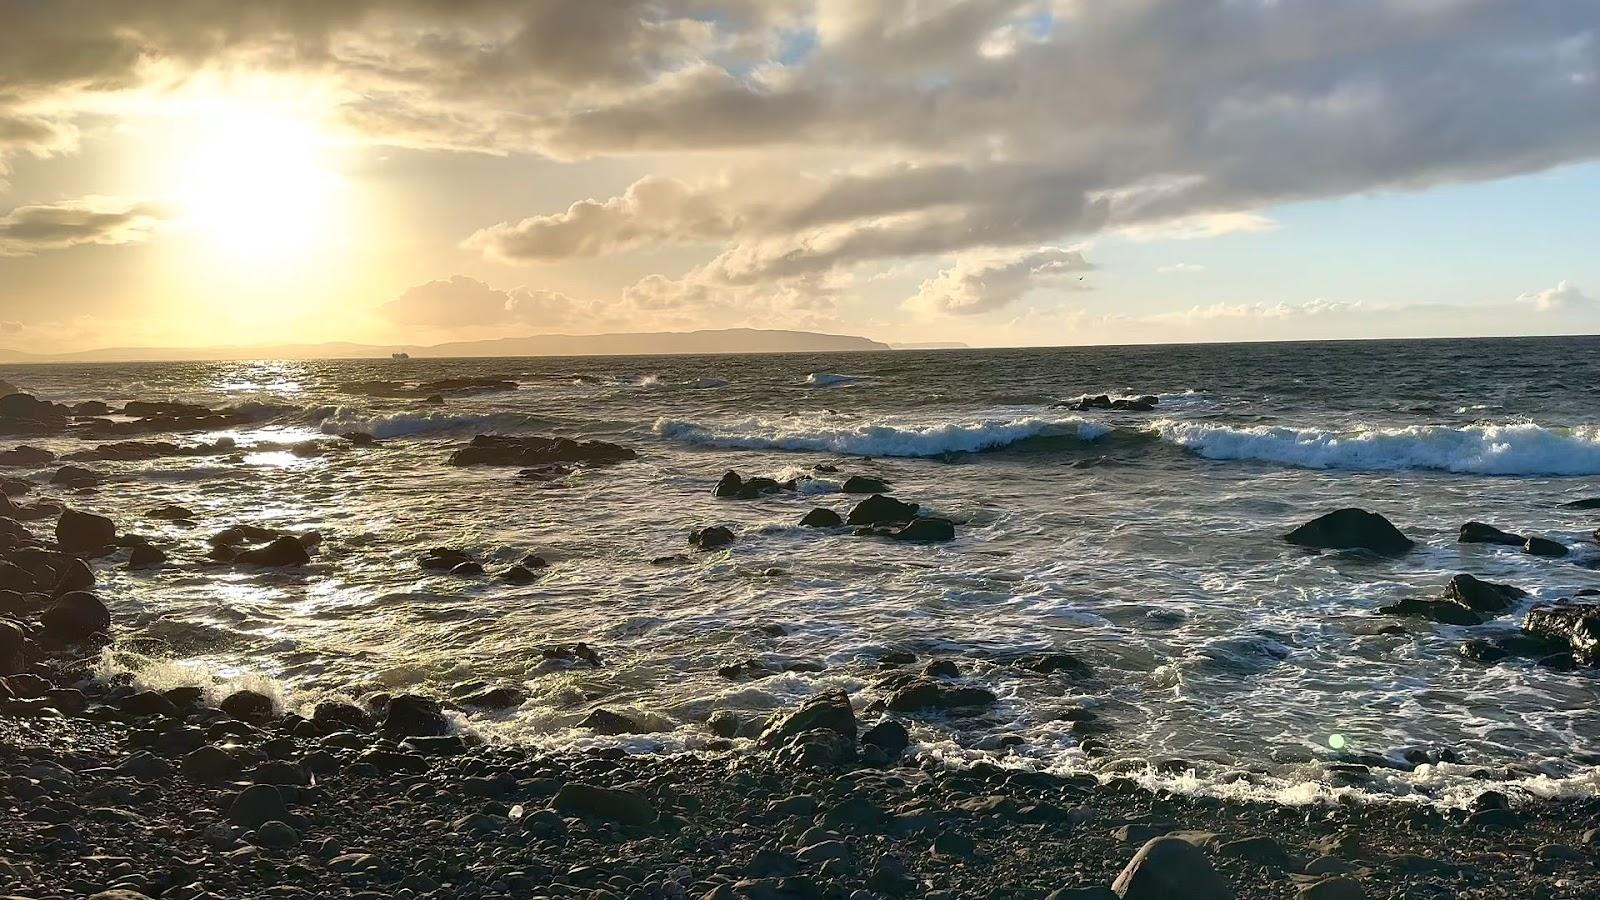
<box><xmin>2</xmin><ymin>661</ymin><xmax>1598</xmax><ymax>900</ymax></box>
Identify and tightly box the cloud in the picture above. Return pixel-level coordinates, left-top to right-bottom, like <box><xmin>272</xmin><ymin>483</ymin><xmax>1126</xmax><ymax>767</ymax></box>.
<box><xmin>906</xmin><ymin>246</ymin><xmax>1092</xmax><ymax>316</ymax></box>
<box><xmin>1517</xmin><ymin>280</ymin><xmax>1592</xmax><ymax>312</ymax></box>
<box><xmin>0</xmin><ymin>320</ymin><xmax>21</xmax><ymax>333</ymax></box>
<box><xmin>379</xmin><ymin>275</ymin><xmax>595</xmax><ymax>329</ymax></box>
<box><xmin>1156</xmin><ymin>263</ymin><xmax>1206</xmax><ymax>274</ymax></box>
<box><xmin>0</xmin><ymin>197</ymin><xmax>159</xmax><ymax>255</ymax></box>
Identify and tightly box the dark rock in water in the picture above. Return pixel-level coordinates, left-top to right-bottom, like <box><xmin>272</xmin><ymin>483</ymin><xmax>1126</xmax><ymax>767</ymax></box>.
<box><xmin>228</xmin><ymin>784</ymin><xmax>290</xmax><ymax>828</ymax></box>
<box><xmin>714</xmin><ymin>470</ymin><xmax>743</xmax><ymax>497</ymax></box>
<box><xmin>1458</xmin><ymin>521</ymin><xmax>1524</xmax><ymax>546</ymax></box>
<box><xmin>707</xmin><ymin>710</ymin><xmax>739</xmax><ymax>738</ymax></box>
<box><xmin>53</xmin><ymin>556</ymin><xmax>94</xmax><ymax>593</ymax></box>
<box><xmin>689</xmin><ymin>525</ymin><xmax>736</xmax><ymax>550</ymax></box>
<box><xmin>447</xmin><ymin>560</ymin><xmax>485</xmax><ymax>577</ymax></box>
<box><xmin>127</xmin><ymin>544</ymin><xmax>167</xmax><ymax>568</ymax></box>
<box><xmin>56</xmin><ymin>507</ymin><xmax>117</xmax><ymax>553</ymax></box>
<box><xmin>49</xmin><ymin>464</ymin><xmax>102</xmax><ymax>487</ymax></box>
<box><xmin>892</xmin><ymin>517</ymin><xmax>955</xmax><ymax>542</ymax></box>
<box><xmin>885</xmin><ymin>678</ymin><xmax>996</xmax><ymax>713</ymax></box>
<box><xmin>459</xmin><ymin>686</ymin><xmax>525</xmax><ymax>709</ymax></box>
<box><xmin>733</xmin><ymin>476</ymin><xmax>785</xmax><ymax>499</ymax></box>
<box><xmin>841</xmin><ymin>475</ymin><xmax>891</xmax><ymax>494</ymax></box>
<box><xmin>847</xmin><ymin>494</ymin><xmax>920</xmax><ymax>526</ymax></box>
<box><xmin>419</xmin><ymin>547</ymin><xmax>474</xmax><ymax>570</ymax></box>
<box><xmin>1522</xmin><ymin>602</ymin><xmax>1600</xmax><ymax>665</ymax></box>
<box><xmin>758</xmin><ymin>690</ymin><xmax>857</xmax><ymax>748</ymax></box>
<box><xmin>1377</xmin><ymin>598</ymin><xmax>1485</xmax><ymax>626</ymax></box>
<box><xmin>447</xmin><ymin>434</ymin><xmax>636</xmax><ymax>467</ymax></box>
<box><xmin>1018</xmin><ymin>652</ymin><xmax>1095</xmax><ymax>676</ymax></box>
<box><xmin>0</xmin><ymin>393</ymin><xmax>70</xmax><ymax>434</ymax></box>
<box><xmin>522</xmin><ymin>553</ymin><xmax>549</xmax><ymax>568</ymax></box>
<box><xmin>1444</xmin><ymin>573</ymin><xmax>1526</xmax><ymax>613</ymax></box>
<box><xmin>382</xmin><ymin>694</ymin><xmax>450</xmax><ymax>738</ymax></box>
<box><xmin>553</xmin><ymin>783</ymin><xmax>657</xmax><ymax>826</ymax></box>
<box><xmin>341</xmin><ymin>431</ymin><xmax>376</xmax><ymax>446</ymax></box>
<box><xmin>800</xmin><ymin>507</ymin><xmax>844</xmax><ymax>528</ymax></box>
<box><xmin>1112</xmin><ymin>836</ymin><xmax>1233</xmax><ymax>900</ymax></box>
<box><xmin>860</xmin><ymin>720</ymin><xmax>911</xmax><ymax>758</ymax></box>
<box><xmin>0</xmin><ymin>445</ymin><xmax>56</xmax><ymax>467</ymax></box>
<box><xmin>579</xmin><ymin>707</ymin><xmax>644</xmax><ymax>735</ymax></box>
<box><xmin>146</xmin><ymin>504</ymin><xmax>194</xmax><ymax>520</ymax></box>
<box><xmin>499</xmin><ymin>564</ymin><xmax>538</xmax><ymax>583</ymax></box>
<box><xmin>1561</xmin><ymin>497</ymin><xmax>1600</xmax><ymax>509</ymax></box>
<box><xmin>1523</xmin><ymin>536</ymin><xmax>1568</xmax><ymax>558</ymax></box>
<box><xmin>40</xmin><ymin>590</ymin><xmax>110</xmax><ymax>642</ymax></box>
<box><xmin>1459</xmin><ymin>639</ymin><xmax>1509</xmax><ymax>664</ymax></box>
<box><xmin>234</xmin><ymin>536</ymin><xmax>310</xmax><ymax>567</ymax></box>
<box><xmin>1284</xmin><ymin>508</ymin><xmax>1413</xmax><ymax>554</ymax></box>
<box><xmin>220</xmin><ymin>689</ymin><xmax>275</xmax><ymax>724</ymax></box>
<box><xmin>543</xmin><ymin>642</ymin><xmax>604</xmax><ymax>666</ymax></box>
<box><xmin>312</xmin><ymin>700</ymin><xmax>374</xmax><ymax>731</ymax></box>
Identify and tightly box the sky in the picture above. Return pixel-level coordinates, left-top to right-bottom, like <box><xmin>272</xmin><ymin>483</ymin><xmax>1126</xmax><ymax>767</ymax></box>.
<box><xmin>0</xmin><ymin>0</ymin><xmax>1598</xmax><ymax>354</ymax></box>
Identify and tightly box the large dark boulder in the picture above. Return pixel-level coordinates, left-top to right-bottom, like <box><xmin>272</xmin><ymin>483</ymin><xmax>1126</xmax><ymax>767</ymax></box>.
<box><xmin>1112</xmin><ymin>836</ymin><xmax>1233</xmax><ymax>900</ymax></box>
<box><xmin>847</xmin><ymin>495</ymin><xmax>920</xmax><ymax>527</ymax></box>
<box><xmin>714</xmin><ymin>470</ymin><xmax>743</xmax><ymax>497</ymax></box>
<box><xmin>447</xmin><ymin>434</ymin><xmax>635</xmax><ymax>467</ymax></box>
<box><xmin>1522</xmin><ymin>602</ymin><xmax>1600</xmax><ymax>665</ymax></box>
<box><xmin>800</xmin><ymin>508</ymin><xmax>844</xmax><ymax>528</ymax></box>
<box><xmin>1523</xmin><ymin>537</ymin><xmax>1568</xmax><ymax>558</ymax></box>
<box><xmin>1377</xmin><ymin>598</ymin><xmax>1484</xmax><ymax>626</ymax></box>
<box><xmin>884</xmin><ymin>678</ymin><xmax>996</xmax><ymax>713</ymax></box>
<box><xmin>382</xmin><ymin>694</ymin><xmax>450</xmax><ymax>738</ymax></box>
<box><xmin>220</xmin><ymin>689</ymin><xmax>275</xmax><ymax>723</ymax></box>
<box><xmin>233</xmin><ymin>536</ymin><xmax>310</xmax><ymax>567</ymax></box>
<box><xmin>0</xmin><ymin>393</ymin><xmax>70</xmax><ymax>434</ymax></box>
<box><xmin>689</xmin><ymin>526</ymin><xmax>736</xmax><ymax>551</ymax></box>
<box><xmin>758</xmin><ymin>690</ymin><xmax>857</xmax><ymax>748</ymax></box>
<box><xmin>841</xmin><ymin>475</ymin><xmax>891</xmax><ymax>494</ymax></box>
<box><xmin>227</xmin><ymin>784</ymin><xmax>290</xmax><ymax>828</ymax></box>
<box><xmin>1443</xmin><ymin>574</ymin><xmax>1526</xmax><ymax>614</ymax></box>
<box><xmin>0</xmin><ymin>445</ymin><xmax>55</xmax><ymax>467</ymax></box>
<box><xmin>1458</xmin><ymin>522</ymin><xmax>1524</xmax><ymax>546</ymax></box>
<box><xmin>56</xmin><ymin>508</ymin><xmax>116</xmax><ymax>553</ymax></box>
<box><xmin>578</xmin><ymin>708</ymin><xmax>644</xmax><ymax>735</ymax></box>
<box><xmin>0</xmin><ymin>618</ymin><xmax>26</xmax><ymax>674</ymax></box>
<box><xmin>553</xmin><ymin>783</ymin><xmax>657</xmax><ymax>826</ymax></box>
<box><xmin>1284</xmin><ymin>508</ymin><xmax>1413</xmax><ymax>554</ymax></box>
<box><xmin>893</xmin><ymin>517</ymin><xmax>955</xmax><ymax>543</ymax></box>
<box><xmin>40</xmin><ymin>591</ymin><xmax>110</xmax><ymax>642</ymax></box>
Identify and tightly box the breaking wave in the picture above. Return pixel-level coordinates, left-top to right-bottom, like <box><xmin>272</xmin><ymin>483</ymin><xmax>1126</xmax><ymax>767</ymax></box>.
<box><xmin>309</xmin><ymin>408</ymin><xmax>539</xmax><ymax>439</ymax></box>
<box><xmin>804</xmin><ymin>372</ymin><xmax>866</xmax><ymax>387</ymax></box>
<box><xmin>655</xmin><ymin>414</ymin><xmax>1109</xmax><ymax>457</ymax></box>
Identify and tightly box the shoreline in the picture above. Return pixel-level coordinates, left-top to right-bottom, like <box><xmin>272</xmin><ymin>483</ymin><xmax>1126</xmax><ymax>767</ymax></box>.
<box><xmin>4</xmin><ymin>660</ymin><xmax>1599</xmax><ymax>899</ymax></box>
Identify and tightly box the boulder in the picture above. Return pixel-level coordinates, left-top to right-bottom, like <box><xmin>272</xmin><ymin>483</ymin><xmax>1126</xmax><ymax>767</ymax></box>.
<box><xmin>841</xmin><ymin>475</ymin><xmax>891</xmax><ymax>494</ymax></box>
<box><xmin>40</xmin><ymin>590</ymin><xmax>110</xmax><ymax>642</ymax></box>
<box><xmin>847</xmin><ymin>494</ymin><xmax>920</xmax><ymax>527</ymax></box>
<box><xmin>1284</xmin><ymin>508</ymin><xmax>1413</xmax><ymax>554</ymax></box>
<box><xmin>552</xmin><ymin>783</ymin><xmax>657</xmax><ymax>826</ymax></box>
<box><xmin>1561</xmin><ymin>497</ymin><xmax>1600</xmax><ymax>509</ymax></box>
<box><xmin>127</xmin><ymin>544</ymin><xmax>167</xmax><ymax>568</ymax></box>
<box><xmin>893</xmin><ymin>517</ymin><xmax>955</xmax><ymax>542</ymax></box>
<box><xmin>382</xmin><ymin>693</ymin><xmax>450</xmax><ymax>738</ymax></box>
<box><xmin>0</xmin><ymin>445</ymin><xmax>55</xmax><ymax>467</ymax></box>
<box><xmin>884</xmin><ymin>678</ymin><xmax>996</xmax><ymax>713</ymax></box>
<box><xmin>1443</xmin><ymin>574</ymin><xmax>1525</xmax><ymax>614</ymax></box>
<box><xmin>1112</xmin><ymin>836</ymin><xmax>1233</xmax><ymax>900</ymax></box>
<box><xmin>49</xmin><ymin>464</ymin><xmax>102</xmax><ymax>487</ymax></box>
<box><xmin>1522</xmin><ymin>602</ymin><xmax>1600</xmax><ymax>665</ymax></box>
<box><xmin>56</xmin><ymin>508</ymin><xmax>117</xmax><ymax>553</ymax></box>
<box><xmin>758</xmin><ymin>690</ymin><xmax>857</xmax><ymax>748</ymax></box>
<box><xmin>1523</xmin><ymin>536</ymin><xmax>1568</xmax><ymax>558</ymax></box>
<box><xmin>312</xmin><ymin>700</ymin><xmax>374</xmax><ymax>731</ymax></box>
<box><xmin>227</xmin><ymin>784</ymin><xmax>290</xmax><ymax>828</ymax></box>
<box><xmin>182</xmin><ymin>745</ymin><xmax>242</xmax><ymax>782</ymax></box>
<box><xmin>447</xmin><ymin>434</ymin><xmax>635</xmax><ymax>467</ymax></box>
<box><xmin>578</xmin><ymin>707</ymin><xmax>644</xmax><ymax>735</ymax></box>
<box><xmin>800</xmin><ymin>508</ymin><xmax>844</xmax><ymax>528</ymax></box>
<box><xmin>0</xmin><ymin>618</ymin><xmax>26</xmax><ymax>674</ymax></box>
<box><xmin>220</xmin><ymin>689</ymin><xmax>275</xmax><ymax>724</ymax></box>
<box><xmin>714</xmin><ymin>471</ymin><xmax>744</xmax><ymax>497</ymax></box>
<box><xmin>147</xmin><ymin>504</ymin><xmax>195</xmax><ymax>520</ymax></box>
<box><xmin>1458</xmin><ymin>522</ymin><xmax>1524</xmax><ymax>546</ymax></box>
<box><xmin>1376</xmin><ymin>598</ymin><xmax>1484</xmax><ymax>626</ymax></box>
<box><xmin>860</xmin><ymin>720</ymin><xmax>911</xmax><ymax>758</ymax></box>
<box><xmin>689</xmin><ymin>525</ymin><xmax>736</xmax><ymax>551</ymax></box>
<box><xmin>233</xmin><ymin>536</ymin><xmax>310</xmax><ymax>567</ymax></box>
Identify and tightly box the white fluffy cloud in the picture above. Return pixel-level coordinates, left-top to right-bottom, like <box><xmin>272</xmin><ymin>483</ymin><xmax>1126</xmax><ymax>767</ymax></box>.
<box><xmin>1517</xmin><ymin>280</ymin><xmax>1592</xmax><ymax>312</ymax></box>
<box><xmin>906</xmin><ymin>246</ymin><xmax>1091</xmax><ymax>316</ymax></box>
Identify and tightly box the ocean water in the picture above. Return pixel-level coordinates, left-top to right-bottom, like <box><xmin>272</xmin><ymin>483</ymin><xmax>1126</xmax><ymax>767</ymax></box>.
<box><xmin>6</xmin><ymin>336</ymin><xmax>1600</xmax><ymax>806</ymax></box>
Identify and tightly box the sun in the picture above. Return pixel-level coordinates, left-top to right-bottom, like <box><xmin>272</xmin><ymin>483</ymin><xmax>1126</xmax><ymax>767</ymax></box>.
<box><xmin>164</xmin><ymin>99</ymin><xmax>344</xmax><ymax>264</ymax></box>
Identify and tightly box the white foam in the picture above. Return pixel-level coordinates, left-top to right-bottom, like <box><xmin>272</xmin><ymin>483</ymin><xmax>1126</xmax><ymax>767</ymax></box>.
<box><xmin>312</xmin><ymin>407</ymin><xmax>532</xmax><ymax>439</ymax></box>
<box><xmin>1152</xmin><ymin>420</ymin><xmax>1600</xmax><ymax>476</ymax></box>
<box><xmin>655</xmin><ymin>414</ymin><xmax>1109</xmax><ymax>457</ymax></box>
<box><xmin>804</xmin><ymin>372</ymin><xmax>865</xmax><ymax>387</ymax></box>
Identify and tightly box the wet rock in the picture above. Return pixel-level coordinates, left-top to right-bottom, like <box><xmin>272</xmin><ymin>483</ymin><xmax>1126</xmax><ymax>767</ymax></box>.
<box><xmin>233</xmin><ymin>536</ymin><xmax>310</xmax><ymax>567</ymax></box>
<box><xmin>127</xmin><ymin>544</ymin><xmax>166</xmax><ymax>568</ymax></box>
<box><xmin>1112</xmin><ymin>836</ymin><xmax>1233</xmax><ymax>900</ymax></box>
<box><xmin>1376</xmin><ymin>598</ymin><xmax>1484</xmax><ymax>626</ymax></box>
<box><xmin>1285</xmin><ymin>508</ymin><xmax>1413</xmax><ymax>554</ymax></box>
<box><xmin>418</xmin><ymin>547</ymin><xmax>474</xmax><ymax>570</ymax></box>
<box><xmin>799</xmin><ymin>508</ymin><xmax>844</xmax><ymax>528</ymax></box>
<box><xmin>1522</xmin><ymin>602</ymin><xmax>1600</xmax><ymax>665</ymax></box>
<box><xmin>689</xmin><ymin>525</ymin><xmax>736</xmax><ymax>551</ymax></box>
<box><xmin>220</xmin><ymin>690</ymin><xmax>275</xmax><ymax>724</ymax></box>
<box><xmin>707</xmin><ymin>710</ymin><xmax>740</xmax><ymax>738</ymax></box>
<box><xmin>381</xmin><ymin>693</ymin><xmax>450</xmax><ymax>738</ymax></box>
<box><xmin>227</xmin><ymin>784</ymin><xmax>290</xmax><ymax>828</ymax></box>
<box><xmin>543</xmin><ymin>642</ymin><xmax>603</xmax><ymax>666</ymax></box>
<box><xmin>841</xmin><ymin>475</ymin><xmax>891</xmax><ymax>494</ymax></box>
<box><xmin>53</xmin><ymin>556</ymin><xmax>94</xmax><ymax>593</ymax></box>
<box><xmin>579</xmin><ymin>707</ymin><xmax>644</xmax><ymax>735</ymax></box>
<box><xmin>847</xmin><ymin>495</ymin><xmax>920</xmax><ymax>527</ymax></box>
<box><xmin>892</xmin><ymin>517</ymin><xmax>955</xmax><ymax>543</ymax></box>
<box><xmin>448</xmin><ymin>434</ymin><xmax>636</xmax><ymax>467</ymax></box>
<box><xmin>459</xmin><ymin>685</ymin><xmax>525</xmax><ymax>709</ymax></box>
<box><xmin>885</xmin><ymin>678</ymin><xmax>996</xmax><ymax>713</ymax></box>
<box><xmin>182</xmin><ymin>745</ymin><xmax>242</xmax><ymax>782</ymax></box>
<box><xmin>714</xmin><ymin>470</ymin><xmax>744</xmax><ymax>497</ymax></box>
<box><xmin>49</xmin><ymin>464</ymin><xmax>102</xmax><ymax>487</ymax></box>
<box><xmin>553</xmin><ymin>783</ymin><xmax>657</xmax><ymax>826</ymax></box>
<box><xmin>1523</xmin><ymin>536</ymin><xmax>1568</xmax><ymax>558</ymax></box>
<box><xmin>312</xmin><ymin>700</ymin><xmax>374</xmax><ymax>730</ymax></box>
<box><xmin>1458</xmin><ymin>522</ymin><xmax>1524</xmax><ymax>546</ymax></box>
<box><xmin>1216</xmin><ymin>835</ymin><xmax>1290</xmax><ymax>868</ymax></box>
<box><xmin>860</xmin><ymin>720</ymin><xmax>911</xmax><ymax>759</ymax></box>
<box><xmin>40</xmin><ymin>590</ymin><xmax>110</xmax><ymax>642</ymax></box>
<box><xmin>1297</xmin><ymin>877</ymin><xmax>1365</xmax><ymax>900</ymax></box>
<box><xmin>1444</xmin><ymin>573</ymin><xmax>1525</xmax><ymax>613</ymax></box>
<box><xmin>56</xmin><ymin>508</ymin><xmax>117</xmax><ymax>553</ymax></box>
<box><xmin>499</xmin><ymin>564</ymin><xmax>538</xmax><ymax>583</ymax></box>
<box><xmin>758</xmin><ymin>690</ymin><xmax>857</xmax><ymax>748</ymax></box>
<box><xmin>447</xmin><ymin>560</ymin><xmax>485</xmax><ymax>576</ymax></box>
<box><xmin>1561</xmin><ymin>497</ymin><xmax>1600</xmax><ymax>509</ymax></box>
<box><xmin>0</xmin><ymin>445</ymin><xmax>55</xmax><ymax>467</ymax></box>
<box><xmin>1459</xmin><ymin>638</ymin><xmax>1508</xmax><ymax>663</ymax></box>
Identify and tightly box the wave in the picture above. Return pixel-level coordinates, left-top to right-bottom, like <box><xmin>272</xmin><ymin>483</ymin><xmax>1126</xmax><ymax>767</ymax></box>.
<box><xmin>655</xmin><ymin>414</ymin><xmax>1109</xmax><ymax>457</ymax></box>
<box><xmin>310</xmin><ymin>408</ymin><xmax>537</xmax><ymax>439</ymax></box>
<box><xmin>805</xmin><ymin>372</ymin><xmax>865</xmax><ymax>387</ymax></box>
<box><xmin>1152</xmin><ymin>420</ymin><xmax>1600</xmax><ymax>476</ymax></box>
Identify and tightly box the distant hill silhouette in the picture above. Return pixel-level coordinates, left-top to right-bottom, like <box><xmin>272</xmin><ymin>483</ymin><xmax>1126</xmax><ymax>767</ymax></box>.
<box><xmin>0</xmin><ymin>328</ymin><xmax>890</xmax><ymax>363</ymax></box>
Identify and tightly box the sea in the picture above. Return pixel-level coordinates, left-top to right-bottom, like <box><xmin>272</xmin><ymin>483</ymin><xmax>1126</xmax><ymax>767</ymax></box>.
<box><xmin>5</xmin><ymin>335</ymin><xmax>1600</xmax><ymax>807</ymax></box>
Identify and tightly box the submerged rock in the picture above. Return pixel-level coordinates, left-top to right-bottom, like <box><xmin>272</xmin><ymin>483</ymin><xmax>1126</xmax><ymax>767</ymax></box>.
<box><xmin>0</xmin><ymin>445</ymin><xmax>56</xmax><ymax>467</ymax></box>
<box><xmin>1459</xmin><ymin>521</ymin><xmax>1524</xmax><ymax>546</ymax></box>
<box><xmin>447</xmin><ymin>434</ymin><xmax>635</xmax><ymax>467</ymax></box>
<box><xmin>1284</xmin><ymin>508</ymin><xmax>1413</xmax><ymax>554</ymax></box>
<box><xmin>579</xmin><ymin>708</ymin><xmax>644</xmax><ymax>735</ymax></box>
<box><xmin>1377</xmin><ymin>598</ymin><xmax>1485</xmax><ymax>626</ymax></box>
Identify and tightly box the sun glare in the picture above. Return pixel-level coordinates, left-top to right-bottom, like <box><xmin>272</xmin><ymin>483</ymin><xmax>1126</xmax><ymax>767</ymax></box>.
<box><xmin>163</xmin><ymin>99</ymin><xmax>344</xmax><ymax>264</ymax></box>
